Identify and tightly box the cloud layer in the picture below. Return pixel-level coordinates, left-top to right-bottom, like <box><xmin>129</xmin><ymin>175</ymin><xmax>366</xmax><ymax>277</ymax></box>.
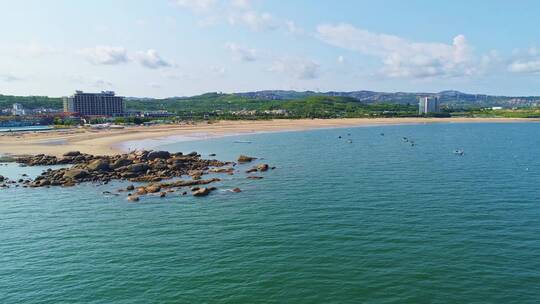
<box><xmin>317</xmin><ymin>23</ymin><xmax>476</xmax><ymax>78</ymax></box>
<box><xmin>80</xmin><ymin>46</ymin><xmax>129</xmax><ymax>65</ymax></box>
<box><xmin>136</xmin><ymin>49</ymin><xmax>172</xmax><ymax>69</ymax></box>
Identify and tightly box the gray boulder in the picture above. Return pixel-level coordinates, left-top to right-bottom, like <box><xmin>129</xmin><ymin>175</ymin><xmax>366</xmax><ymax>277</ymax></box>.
<box><xmin>63</xmin><ymin>169</ymin><xmax>90</xmax><ymax>180</ymax></box>
<box><xmin>63</xmin><ymin>151</ymin><xmax>81</xmax><ymax>157</ymax></box>
<box><xmin>87</xmin><ymin>159</ymin><xmax>110</xmax><ymax>171</ymax></box>
<box><xmin>147</xmin><ymin>151</ymin><xmax>170</xmax><ymax>160</ymax></box>
<box><xmin>127</xmin><ymin>163</ymin><xmax>150</xmax><ymax>173</ymax></box>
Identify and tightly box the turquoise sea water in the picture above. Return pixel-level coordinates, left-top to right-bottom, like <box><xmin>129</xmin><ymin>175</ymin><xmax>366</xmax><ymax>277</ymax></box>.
<box><xmin>1</xmin><ymin>123</ymin><xmax>540</xmax><ymax>303</ymax></box>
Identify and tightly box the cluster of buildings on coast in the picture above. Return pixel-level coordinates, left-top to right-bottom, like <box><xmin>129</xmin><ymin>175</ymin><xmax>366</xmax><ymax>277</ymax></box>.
<box><xmin>1</xmin><ymin>91</ymin><xmax>174</xmax><ymax>128</ymax></box>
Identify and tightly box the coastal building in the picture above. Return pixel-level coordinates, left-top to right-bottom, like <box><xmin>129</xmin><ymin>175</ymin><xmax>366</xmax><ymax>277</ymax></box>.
<box><xmin>63</xmin><ymin>91</ymin><xmax>124</xmax><ymax>117</ymax></box>
<box><xmin>418</xmin><ymin>97</ymin><xmax>440</xmax><ymax>114</ymax></box>
<box><xmin>141</xmin><ymin>110</ymin><xmax>174</xmax><ymax>118</ymax></box>
<box><xmin>12</xmin><ymin>103</ymin><xmax>26</xmax><ymax>116</ymax></box>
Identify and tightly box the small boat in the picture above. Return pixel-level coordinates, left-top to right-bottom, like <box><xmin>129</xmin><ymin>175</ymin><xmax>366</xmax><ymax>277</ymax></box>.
<box><xmin>402</xmin><ymin>137</ymin><xmax>409</xmax><ymax>142</ymax></box>
<box><xmin>454</xmin><ymin>149</ymin><xmax>464</xmax><ymax>156</ymax></box>
<box><xmin>347</xmin><ymin>139</ymin><xmax>353</xmax><ymax>143</ymax></box>
<box><xmin>234</xmin><ymin>140</ymin><xmax>252</xmax><ymax>144</ymax></box>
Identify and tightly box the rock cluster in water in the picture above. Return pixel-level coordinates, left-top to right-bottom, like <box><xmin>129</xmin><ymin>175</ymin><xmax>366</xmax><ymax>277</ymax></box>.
<box><xmin>1</xmin><ymin>151</ymin><xmax>273</xmax><ymax>200</ymax></box>
<box><xmin>15</xmin><ymin>150</ymin><xmax>229</xmax><ymax>187</ymax></box>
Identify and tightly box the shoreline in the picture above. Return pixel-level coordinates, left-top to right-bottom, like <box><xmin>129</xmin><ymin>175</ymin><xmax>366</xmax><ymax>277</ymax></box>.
<box><xmin>0</xmin><ymin>117</ymin><xmax>538</xmax><ymax>157</ymax></box>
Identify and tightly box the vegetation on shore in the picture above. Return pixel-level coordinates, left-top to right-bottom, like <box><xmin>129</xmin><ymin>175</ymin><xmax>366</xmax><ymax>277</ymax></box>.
<box><xmin>3</xmin><ymin>92</ymin><xmax>540</xmax><ymax>121</ymax></box>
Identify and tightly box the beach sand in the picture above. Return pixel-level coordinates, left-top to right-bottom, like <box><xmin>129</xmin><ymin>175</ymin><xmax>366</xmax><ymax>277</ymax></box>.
<box><xmin>0</xmin><ymin>117</ymin><xmax>537</xmax><ymax>157</ymax></box>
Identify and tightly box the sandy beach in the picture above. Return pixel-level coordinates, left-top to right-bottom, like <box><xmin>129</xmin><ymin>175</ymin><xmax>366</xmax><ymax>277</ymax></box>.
<box><xmin>0</xmin><ymin>117</ymin><xmax>537</xmax><ymax>157</ymax></box>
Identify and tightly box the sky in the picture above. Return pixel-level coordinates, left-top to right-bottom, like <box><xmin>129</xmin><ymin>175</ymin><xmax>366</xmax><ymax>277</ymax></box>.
<box><xmin>2</xmin><ymin>0</ymin><xmax>540</xmax><ymax>97</ymax></box>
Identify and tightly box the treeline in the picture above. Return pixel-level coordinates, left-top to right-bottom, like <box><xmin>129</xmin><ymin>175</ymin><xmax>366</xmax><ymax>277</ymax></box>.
<box><xmin>128</xmin><ymin>94</ymin><xmax>420</xmax><ymax>119</ymax></box>
<box><xmin>0</xmin><ymin>95</ymin><xmax>62</xmax><ymax>109</ymax></box>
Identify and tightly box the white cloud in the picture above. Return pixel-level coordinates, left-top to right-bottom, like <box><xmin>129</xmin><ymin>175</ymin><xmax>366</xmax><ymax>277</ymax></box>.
<box><xmin>0</xmin><ymin>74</ymin><xmax>22</xmax><ymax>82</ymax></box>
<box><xmin>230</xmin><ymin>0</ymin><xmax>251</xmax><ymax>9</ymax></box>
<box><xmin>210</xmin><ymin>65</ymin><xmax>226</xmax><ymax>76</ymax></box>
<box><xmin>269</xmin><ymin>58</ymin><xmax>320</xmax><ymax>80</ymax></box>
<box><xmin>17</xmin><ymin>43</ymin><xmax>57</xmax><ymax>58</ymax></box>
<box><xmin>317</xmin><ymin>23</ymin><xmax>476</xmax><ymax>78</ymax></box>
<box><xmin>225</xmin><ymin>42</ymin><xmax>257</xmax><ymax>61</ymax></box>
<box><xmin>508</xmin><ymin>60</ymin><xmax>540</xmax><ymax>73</ymax></box>
<box><xmin>286</xmin><ymin>21</ymin><xmax>304</xmax><ymax>35</ymax></box>
<box><xmin>230</xmin><ymin>11</ymin><xmax>278</xmax><ymax>31</ymax></box>
<box><xmin>174</xmin><ymin>0</ymin><xmax>217</xmax><ymax>12</ymax></box>
<box><xmin>80</xmin><ymin>46</ymin><xmax>129</xmax><ymax>65</ymax></box>
<box><xmin>136</xmin><ymin>49</ymin><xmax>172</xmax><ymax>69</ymax></box>
<box><xmin>508</xmin><ymin>48</ymin><xmax>540</xmax><ymax>73</ymax></box>
<box><xmin>70</xmin><ymin>75</ymin><xmax>113</xmax><ymax>88</ymax></box>
<box><xmin>93</xmin><ymin>79</ymin><xmax>114</xmax><ymax>88</ymax></box>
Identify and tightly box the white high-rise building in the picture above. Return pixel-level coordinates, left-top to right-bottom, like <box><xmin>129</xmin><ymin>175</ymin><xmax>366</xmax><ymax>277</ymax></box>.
<box><xmin>418</xmin><ymin>97</ymin><xmax>440</xmax><ymax>115</ymax></box>
<box><xmin>11</xmin><ymin>103</ymin><xmax>25</xmax><ymax>116</ymax></box>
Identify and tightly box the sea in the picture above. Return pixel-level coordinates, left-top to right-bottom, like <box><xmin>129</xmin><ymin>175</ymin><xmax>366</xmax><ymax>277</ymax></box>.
<box><xmin>1</xmin><ymin>122</ymin><xmax>540</xmax><ymax>303</ymax></box>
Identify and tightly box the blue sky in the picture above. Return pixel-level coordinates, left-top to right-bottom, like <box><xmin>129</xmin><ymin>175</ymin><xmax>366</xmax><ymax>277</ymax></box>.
<box><xmin>2</xmin><ymin>0</ymin><xmax>540</xmax><ymax>97</ymax></box>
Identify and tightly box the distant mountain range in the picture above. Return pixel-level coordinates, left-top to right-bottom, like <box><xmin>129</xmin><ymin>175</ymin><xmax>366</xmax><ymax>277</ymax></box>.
<box><xmin>232</xmin><ymin>90</ymin><xmax>540</xmax><ymax>107</ymax></box>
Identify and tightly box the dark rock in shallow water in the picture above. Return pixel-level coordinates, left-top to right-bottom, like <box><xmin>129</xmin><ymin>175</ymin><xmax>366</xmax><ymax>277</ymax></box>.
<box><xmin>127</xmin><ymin>163</ymin><xmax>150</xmax><ymax>173</ymax></box>
<box><xmin>111</xmin><ymin>158</ymin><xmax>133</xmax><ymax>169</ymax></box>
<box><xmin>63</xmin><ymin>169</ymin><xmax>90</xmax><ymax>180</ymax></box>
<box><xmin>238</xmin><ymin>155</ymin><xmax>257</xmax><ymax>163</ymax></box>
<box><xmin>63</xmin><ymin>151</ymin><xmax>81</xmax><ymax>157</ymax></box>
<box><xmin>147</xmin><ymin>151</ymin><xmax>171</xmax><ymax>160</ymax></box>
<box><xmin>145</xmin><ymin>184</ymin><xmax>161</xmax><ymax>193</ymax></box>
<box><xmin>192</xmin><ymin>187</ymin><xmax>216</xmax><ymax>197</ymax></box>
<box><xmin>0</xmin><ymin>175</ymin><xmax>4</xmax><ymax>182</ymax></box>
<box><xmin>127</xmin><ymin>195</ymin><xmax>139</xmax><ymax>202</ymax></box>
<box><xmin>245</xmin><ymin>167</ymin><xmax>258</xmax><ymax>173</ymax></box>
<box><xmin>256</xmin><ymin>164</ymin><xmax>269</xmax><ymax>172</ymax></box>
<box><xmin>87</xmin><ymin>159</ymin><xmax>110</xmax><ymax>172</ymax></box>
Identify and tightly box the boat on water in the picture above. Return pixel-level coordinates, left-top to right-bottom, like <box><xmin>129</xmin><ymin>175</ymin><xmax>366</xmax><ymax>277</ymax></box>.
<box><xmin>234</xmin><ymin>140</ymin><xmax>252</xmax><ymax>144</ymax></box>
<box><xmin>454</xmin><ymin>149</ymin><xmax>465</xmax><ymax>156</ymax></box>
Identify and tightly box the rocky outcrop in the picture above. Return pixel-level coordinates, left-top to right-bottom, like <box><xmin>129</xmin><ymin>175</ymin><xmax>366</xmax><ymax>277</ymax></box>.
<box><xmin>63</xmin><ymin>169</ymin><xmax>90</xmax><ymax>180</ymax></box>
<box><xmin>8</xmin><ymin>149</ymin><xmax>273</xmax><ymax>198</ymax></box>
<box><xmin>20</xmin><ymin>150</ymin><xmax>229</xmax><ymax>189</ymax></box>
<box><xmin>147</xmin><ymin>151</ymin><xmax>170</xmax><ymax>160</ymax></box>
<box><xmin>63</xmin><ymin>151</ymin><xmax>81</xmax><ymax>157</ymax></box>
<box><xmin>87</xmin><ymin>159</ymin><xmax>110</xmax><ymax>172</ymax></box>
<box><xmin>256</xmin><ymin>164</ymin><xmax>269</xmax><ymax>172</ymax></box>
<box><xmin>237</xmin><ymin>155</ymin><xmax>257</xmax><ymax>163</ymax></box>
<box><xmin>246</xmin><ymin>163</ymin><xmax>269</xmax><ymax>173</ymax></box>
<box><xmin>192</xmin><ymin>187</ymin><xmax>217</xmax><ymax>197</ymax></box>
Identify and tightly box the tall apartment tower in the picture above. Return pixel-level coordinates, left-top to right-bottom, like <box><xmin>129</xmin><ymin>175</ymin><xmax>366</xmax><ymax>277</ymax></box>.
<box><xmin>63</xmin><ymin>91</ymin><xmax>125</xmax><ymax>116</ymax></box>
<box><xmin>418</xmin><ymin>96</ymin><xmax>440</xmax><ymax>115</ymax></box>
